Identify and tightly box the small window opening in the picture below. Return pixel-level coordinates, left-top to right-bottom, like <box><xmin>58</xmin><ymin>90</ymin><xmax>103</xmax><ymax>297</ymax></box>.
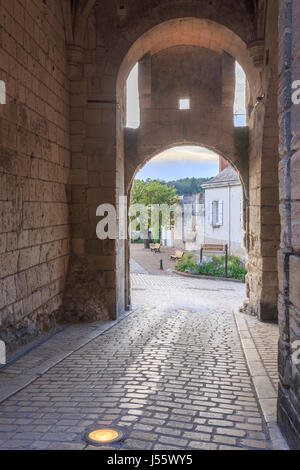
<box><xmin>126</xmin><ymin>63</ymin><xmax>140</xmax><ymax>129</ymax></box>
<box><xmin>234</xmin><ymin>62</ymin><xmax>247</xmax><ymax>127</ymax></box>
<box><xmin>179</xmin><ymin>98</ymin><xmax>190</xmax><ymax>110</ymax></box>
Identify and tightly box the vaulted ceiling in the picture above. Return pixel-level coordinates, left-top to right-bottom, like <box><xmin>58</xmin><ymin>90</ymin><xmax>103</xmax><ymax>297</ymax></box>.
<box><xmin>62</xmin><ymin>0</ymin><xmax>267</xmax><ymax>48</ymax></box>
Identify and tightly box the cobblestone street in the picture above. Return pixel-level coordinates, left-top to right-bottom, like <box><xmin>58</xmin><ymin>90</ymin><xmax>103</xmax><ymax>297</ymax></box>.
<box><xmin>0</xmin><ymin>255</ymin><xmax>283</xmax><ymax>450</ymax></box>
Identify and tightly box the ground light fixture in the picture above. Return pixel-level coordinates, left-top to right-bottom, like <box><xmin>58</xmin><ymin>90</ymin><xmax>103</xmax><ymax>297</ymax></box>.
<box><xmin>85</xmin><ymin>428</ymin><xmax>125</xmax><ymax>446</ymax></box>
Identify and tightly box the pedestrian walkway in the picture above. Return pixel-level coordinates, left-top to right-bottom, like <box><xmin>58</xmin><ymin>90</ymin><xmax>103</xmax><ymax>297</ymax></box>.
<box><xmin>0</xmin><ymin>267</ymin><xmax>287</xmax><ymax>450</ymax></box>
<box><xmin>130</xmin><ymin>243</ymin><xmax>177</xmax><ymax>275</ymax></box>
<box><xmin>242</xmin><ymin>315</ymin><xmax>279</xmax><ymax>390</ymax></box>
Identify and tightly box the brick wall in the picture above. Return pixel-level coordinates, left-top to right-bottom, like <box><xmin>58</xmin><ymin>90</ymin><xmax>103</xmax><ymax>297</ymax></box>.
<box><xmin>0</xmin><ymin>0</ymin><xmax>70</xmax><ymax>350</ymax></box>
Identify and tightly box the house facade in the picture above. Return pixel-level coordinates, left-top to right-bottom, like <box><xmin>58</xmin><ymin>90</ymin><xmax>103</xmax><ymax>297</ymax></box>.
<box><xmin>202</xmin><ymin>165</ymin><xmax>246</xmax><ymax>257</ymax></box>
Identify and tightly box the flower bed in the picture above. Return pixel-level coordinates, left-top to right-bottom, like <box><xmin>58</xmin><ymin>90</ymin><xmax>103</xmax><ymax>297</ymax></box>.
<box><xmin>175</xmin><ymin>253</ymin><xmax>247</xmax><ymax>281</ymax></box>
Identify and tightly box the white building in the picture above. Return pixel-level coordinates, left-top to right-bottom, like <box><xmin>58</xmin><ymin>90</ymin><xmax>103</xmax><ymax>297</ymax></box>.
<box><xmin>202</xmin><ymin>165</ymin><xmax>246</xmax><ymax>257</ymax></box>
<box><xmin>170</xmin><ymin>194</ymin><xmax>204</xmax><ymax>251</ymax></box>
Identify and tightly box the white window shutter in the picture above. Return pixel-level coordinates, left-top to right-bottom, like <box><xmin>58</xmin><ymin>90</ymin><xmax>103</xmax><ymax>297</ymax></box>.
<box><xmin>209</xmin><ymin>201</ymin><xmax>213</xmax><ymax>225</ymax></box>
<box><xmin>218</xmin><ymin>201</ymin><xmax>223</xmax><ymax>226</ymax></box>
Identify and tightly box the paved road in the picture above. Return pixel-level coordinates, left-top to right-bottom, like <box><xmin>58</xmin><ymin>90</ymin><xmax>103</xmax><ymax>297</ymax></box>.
<box><xmin>0</xmin><ymin>272</ymin><xmax>273</xmax><ymax>450</ymax></box>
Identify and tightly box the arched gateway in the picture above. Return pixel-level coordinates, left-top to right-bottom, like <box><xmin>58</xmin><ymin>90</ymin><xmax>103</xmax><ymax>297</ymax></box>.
<box><xmin>1</xmin><ymin>0</ymin><xmax>300</xmax><ymax>449</ymax></box>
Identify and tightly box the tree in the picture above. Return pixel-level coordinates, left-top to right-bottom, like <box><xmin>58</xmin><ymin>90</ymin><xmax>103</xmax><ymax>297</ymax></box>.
<box><xmin>131</xmin><ymin>180</ymin><xmax>178</xmax><ymax>247</ymax></box>
<box><xmin>137</xmin><ymin>177</ymin><xmax>211</xmax><ymax>196</ymax></box>
<box><xmin>165</xmin><ymin>177</ymin><xmax>211</xmax><ymax>196</ymax></box>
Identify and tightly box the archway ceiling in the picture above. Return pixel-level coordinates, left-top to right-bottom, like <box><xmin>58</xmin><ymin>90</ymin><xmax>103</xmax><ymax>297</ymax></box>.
<box><xmin>117</xmin><ymin>18</ymin><xmax>259</xmax><ymax>97</ymax></box>
<box><xmin>94</xmin><ymin>0</ymin><xmax>259</xmax><ymax>46</ymax></box>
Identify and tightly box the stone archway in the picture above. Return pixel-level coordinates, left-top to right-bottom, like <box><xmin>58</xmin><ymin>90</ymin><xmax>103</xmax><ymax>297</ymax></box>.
<box><xmin>125</xmin><ymin>142</ymin><xmax>248</xmax><ymax>311</ymax></box>
<box><xmin>116</xmin><ymin>36</ymin><xmax>253</xmax><ymax>316</ymax></box>
<box><xmin>66</xmin><ymin>2</ymin><xmax>279</xmax><ymax>329</ymax></box>
<box><xmin>116</xmin><ymin>17</ymin><xmax>260</xmax><ymax>101</ymax></box>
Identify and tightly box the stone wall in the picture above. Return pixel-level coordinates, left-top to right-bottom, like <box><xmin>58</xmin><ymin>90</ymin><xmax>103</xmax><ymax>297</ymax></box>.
<box><xmin>125</xmin><ymin>47</ymin><xmax>245</xmax><ymax>190</ymax></box>
<box><xmin>0</xmin><ymin>0</ymin><xmax>70</xmax><ymax>350</ymax></box>
<box><xmin>277</xmin><ymin>0</ymin><xmax>300</xmax><ymax>450</ymax></box>
<box><xmin>0</xmin><ymin>0</ymin><xmax>299</xmax><ymax>450</ymax></box>
<box><xmin>63</xmin><ymin>3</ymin><xmax>275</xmax><ymax>326</ymax></box>
<box><xmin>246</xmin><ymin>0</ymin><xmax>280</xmax><ymax>322</ymax></box>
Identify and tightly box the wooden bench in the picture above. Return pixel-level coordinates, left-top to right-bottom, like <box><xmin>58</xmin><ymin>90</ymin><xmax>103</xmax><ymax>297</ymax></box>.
<box><xmin>170</xmin><ymin>250</ymin><xmax>184</xmax><ymax>261</ymax></box>
<box><xmin>150</xmin><ymin>243</ymin><xmax>161</xmax><ymax>253</ymax></box>
<box><xmin>200</xmin><ymin>244</ymin><xmax>228</xmax><ymax>276</ymax></box>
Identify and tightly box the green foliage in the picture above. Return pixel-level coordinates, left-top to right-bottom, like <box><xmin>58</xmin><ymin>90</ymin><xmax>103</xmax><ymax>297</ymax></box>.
<box><xmin>165</xmin><ymin>177</ymin><xmax>211</xmax><ymax>196</ymax></box>
<box><xmin>131</xmin><ymin>179</ymin><xmax>178</xmax><ymax>206</ymax></box>
<box><xmin>130</xmin><ymin>237</ymin><xmax>144</xmax><ymax>244</ymax></box>
<box><xmin>134</xmin><ymin>177</ymin><xmax>211</xmax><ymax>197</ymax></box>
<box><xmin>131</xmin><ymin>180</ymin><xmax>178</xmax><ymax>238</ymax></box>
<box><xmin>175</xmin><ymin>254</ymin><xmax>247</xmax><ymax>281</ymax></box>
<box><xmin>175</xmin><ymin>254</ymin><xmax>196</xmax><ymax>273</ymax></box>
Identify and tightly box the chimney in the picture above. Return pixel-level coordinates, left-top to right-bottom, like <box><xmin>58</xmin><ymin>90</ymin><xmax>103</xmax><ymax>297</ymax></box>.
<box><xmin>219</xmin><ymin>156</ymin><xmax>229</xmax><ymax>173</ymax></box>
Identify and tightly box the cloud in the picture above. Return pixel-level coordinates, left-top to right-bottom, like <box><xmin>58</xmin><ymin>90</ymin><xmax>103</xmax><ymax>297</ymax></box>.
<box><xmin>150</xmin><ymin>146</ymin><xmax>219</xmax><ymax>165</ymax></box>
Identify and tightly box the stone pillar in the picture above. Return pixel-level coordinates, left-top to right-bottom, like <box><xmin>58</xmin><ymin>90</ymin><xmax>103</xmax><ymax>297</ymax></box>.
<box><xmin>64</xmin><ymin>47</ymin><xmax>119</xmax><ymax>322</ymax></box>
<box><xmin>246</xmin><ymin>0</ymin><xmax>280</xmax><ymax>323</ymax></box>
<box><xmin>277</xmin><ymin>0</ymin><xmax>300</xmax><ymax>450</ymax></box>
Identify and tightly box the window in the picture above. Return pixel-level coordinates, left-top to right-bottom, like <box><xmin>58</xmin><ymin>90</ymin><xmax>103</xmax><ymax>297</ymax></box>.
<box><xmin>179</xmin><ymin>98</ymin><xmax>190</xmax><ymax>110</ymax></box>
<box><xmin>126</xmin><ymin>63</ymin><xmax>140</xmax><ymax>128</ymax></box>
<box><xmin>209</xmin><ymin>200</ymin><xmax>223</xmax><ymax>227</ymax></box>
<box><xmin>234</xmin><ymin>62</ymin><xmax>247</xmax><ymax>127</ymax></box>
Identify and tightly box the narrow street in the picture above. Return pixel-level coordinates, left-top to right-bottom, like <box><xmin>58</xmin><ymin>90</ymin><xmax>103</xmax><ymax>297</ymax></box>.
<box><xmin>0</xmin><ymin>249</ymin><xmax>282</xmax><ymax>450</ymax></box>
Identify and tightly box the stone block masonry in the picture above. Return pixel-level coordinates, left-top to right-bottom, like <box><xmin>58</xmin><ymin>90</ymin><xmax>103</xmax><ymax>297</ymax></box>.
<box><xmin>277</xmin><ymin>0</ymin><xmax>300</xmax><ymax>450</ymax></box>
<box><xmin>0</xmin><ymin>0</ymin><xmax>70</xmax><ymax>351</ymax></box>
<box><xmin>0</xmin><ymin>0</ymin><xmax>299</xmax><ymax>451</ymax></box>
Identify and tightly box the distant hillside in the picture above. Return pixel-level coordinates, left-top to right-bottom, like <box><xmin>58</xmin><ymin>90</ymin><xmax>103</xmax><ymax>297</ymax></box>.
<box><xmin>141</xmin><ymin>177</ymin><xmax>211</xmax><ymax>196</ymax></box>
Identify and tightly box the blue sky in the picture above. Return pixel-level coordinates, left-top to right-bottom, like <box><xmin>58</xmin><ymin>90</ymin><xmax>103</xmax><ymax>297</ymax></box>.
<box><xmin>127</xmin><ymin>62</ymin><xmax>246</xmax><ymax>182</ymax></box>
<box><xmin>136</xmin><ymin>146</ymin><xmax>220</xmax><ymax>181</ymax></box>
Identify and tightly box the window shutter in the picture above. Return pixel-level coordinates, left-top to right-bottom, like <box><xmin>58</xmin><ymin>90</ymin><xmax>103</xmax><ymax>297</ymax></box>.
<box><xmin>218</xmin><ymin>201</ymin><xmax>223</xmax><ymax>226</ymax></box>
<box><xmin>209</xmin><ymin>201</ymin><xmax>213</xmax><ymax>225</ymax></box>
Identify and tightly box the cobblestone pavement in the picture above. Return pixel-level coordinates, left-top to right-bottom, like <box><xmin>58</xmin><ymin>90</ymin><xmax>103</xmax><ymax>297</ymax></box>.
<box><xmin>130</xmin><ymin>243</ymin><xmax>178</xmax><ymax>275</ymax></box>
<box><xmin>0</xmin><ymin>271</ymin><xmax>277</xmax><ymax>451</ymax></box>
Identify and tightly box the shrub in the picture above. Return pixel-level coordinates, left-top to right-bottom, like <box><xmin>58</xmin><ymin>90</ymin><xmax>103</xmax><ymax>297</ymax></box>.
<box><xmin>176</xmin><ymin>254</ymin><xmax>198</xmax><ymax>273</ymax></box>
<box><xmin>131</xmin><ymin>237</ymin><xmax>144</xmax><ymax>244</ymax></box>
<box><xmin>175</xmin><ymin>254</ymin><xmax>247</xmax><ymax>281</ymax></box>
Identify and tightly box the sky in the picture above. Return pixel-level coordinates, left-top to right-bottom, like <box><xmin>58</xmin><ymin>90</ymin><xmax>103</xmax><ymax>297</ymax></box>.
<box><xmin>126</xmin><ymin>61</ymin><xmax>246</xmax><ymax>182</ymax></box>
<box><xmin>136</xmin><ymin>146</ymin><xmax>220</xmax><ymax>181</ymax></box>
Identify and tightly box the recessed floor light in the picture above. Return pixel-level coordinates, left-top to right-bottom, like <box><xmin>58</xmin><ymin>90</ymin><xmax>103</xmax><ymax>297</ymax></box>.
<box><xmin>85</xmin><ymin>428</ymin><xmax>125</xmax><ymax>446</ymax></box>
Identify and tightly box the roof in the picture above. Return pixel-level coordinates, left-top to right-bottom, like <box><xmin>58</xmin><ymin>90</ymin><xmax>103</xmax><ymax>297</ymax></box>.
<box><xmin>202</xmin><ymin>165</ymin><xmax>240</xmax><ymax>188</ymax></box>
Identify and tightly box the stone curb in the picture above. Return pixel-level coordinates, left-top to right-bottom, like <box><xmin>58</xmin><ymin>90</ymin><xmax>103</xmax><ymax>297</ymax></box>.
<box><xmin>173</xmin><ymin>270</ymin><xmax>245</xmax><ymax>283</ymax></box>
<box><xmin>234</xmin><ymin>310</ymin><xmax>289</xmax><ymax>450</ymax></box>
<box><xmin>0</xmin><ymin>309</ymin><xmax>136</xmax><ymax>404</ymax></box>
